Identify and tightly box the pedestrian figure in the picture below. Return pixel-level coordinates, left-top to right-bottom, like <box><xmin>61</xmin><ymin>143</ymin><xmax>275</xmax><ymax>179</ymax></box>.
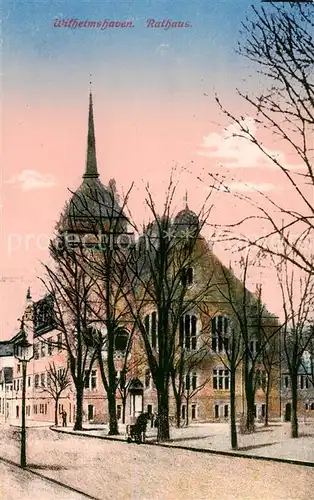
<box><xmin>62</xmin><ymin>410</ymin><xmax>67</xmax><ymax>427</ymax></box>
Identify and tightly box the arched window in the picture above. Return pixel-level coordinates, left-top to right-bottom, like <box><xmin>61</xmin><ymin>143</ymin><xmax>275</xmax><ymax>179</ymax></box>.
<box><xmin>179</xmin><ymin>314</ymin><xmax>197</xmax><ymax>350</ymax></box>
<box><xmin>144</xmin><ymin>311</ymin><xmax>157</xmax><ymax>348</ymax></box>
<box><xmin>115</xmin><ymin>328</ymin><xmax>129</xmax><ymax>352</ymax></box>
<box><xmin>211</xmin><ymin>316</ymin><xmax>230</xmax><ymax>353</ymax></box>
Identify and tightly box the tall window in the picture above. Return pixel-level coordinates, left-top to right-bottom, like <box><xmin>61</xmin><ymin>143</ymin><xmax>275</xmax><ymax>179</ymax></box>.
<box><xmin>57</xmin><ymin>334</ymin><xmax>62</xmax><ymax>351</ymax></box>
<box><xmin>211</xmin><ymin>316</ymin><xmax>229</xmax><ymax>353</ymax></box>
<box><xmin>41</xmin><ymin>373</ymin><xmax>45</xmax><ymax>387</ymax></box>
<box><xmin>34</xmin><ymin>344</ymin><xmax>39</xmax><ymax>360</ymax></box>
<box><xmin>145</xmin><ymin>369</ymin><xmax>151</xmax><ymax>389</ymax></box>
<box><xmin>249</xmin><ymin>339</ymin><xmax>260</xmax><ymax>356</ymax></box>
<box><xmin>181</xmin><ymin>267</ymin><xmax>194</xmax><ymax>286</ymax></box>
<box><xmin>179</xmin><ymin>314</ymin><xmax>197</xmax><ymax>350</ymax></box>
<box><xmin>144</xmin><ymin>311</ymin><xmax>157</xmax><ymax>349</ymax></box>
<box><xmin>115</xmin><ymin>329</ymin><xmax>129</xmax><ymax>352</ymax></box>
<box><xmin>91</xmin><ymin>370</ymin><xmax>97</xmax><ymax>389</ymax></box>
<box><xmin>34</xmin><ymin>374</ymin><xmax>39</xmax><ymax>388</ymax></box>
<box><xmin>85</xmin><ymin>370</ymin><xmax>97</xmax><ymax>389</ymax></box>
<box><xmin>185</xmin><ymin>373</ymin><xmax>197</xmax><ymax>392</ymax></box>
<box><xmin>48</xmin><ymin>337</ymin><xmax>53</xmax><ymax>356</ymax></box>
<box><xmin>213</xmin><ymin>369</ymin><xmax>229</xmax><ymax>390</ymax></box>
<box><xmin>41</xmin><ymin>341</ymin><xmax>45</xmax><ymax>358</ymax></box>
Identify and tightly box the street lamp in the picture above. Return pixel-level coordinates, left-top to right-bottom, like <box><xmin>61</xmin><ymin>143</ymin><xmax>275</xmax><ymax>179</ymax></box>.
<box><xmin>14</xmin><ymin>320</ymin><xmax>33</xmax><ymax>468</ymax></box>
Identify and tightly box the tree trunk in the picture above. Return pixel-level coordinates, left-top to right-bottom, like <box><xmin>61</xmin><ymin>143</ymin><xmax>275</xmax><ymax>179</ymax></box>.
<box><xmin>174</xmin><ymin>393</ymin><xmax>181</xmax><ymax>428</ymax></box>
<box><xmin>157</xmin><ymin>390</ymin><xmax>170</xmax><ymax>442</ymax></box>
<box><xmin>122</xmin><ymin>396</ymin><xmax>126</xmax><ymax>425</ymax></box>
<box><xmin>264</xmin><ymin>378</ymin><xmax>271</xmax><ymax>427</ymax></box>
<box><xmin>245</xmin><ymin>373</ymin><xmax>255</xmax><ymax>433</ymax></box>
<box><xmin>107</xmin><ymin>390</ymin><xmax>119</xmax><ymax>435</ymax></box>
<box><xmin>55</xmin><ymin>398</ymin><xmax>59</xmax><ymax>427</ymax></box>
<box><xmin>73</xmin><ymin>384</ymin><xmax>84</xmax><ymax>431</ymax></box>
<box><xmin>230</xmin><ymin>368</ymin><xmax>238</xmax><ymax>449</ymax></box>
<box><xmin>291</xmin><ymin>373</ymin><xmax>299</xmax><ymax>438</ymax></box>
<box><xmin>186</xmin><ymin>397</ymin><xmax>190</xmax><ymax>427</ymax></box>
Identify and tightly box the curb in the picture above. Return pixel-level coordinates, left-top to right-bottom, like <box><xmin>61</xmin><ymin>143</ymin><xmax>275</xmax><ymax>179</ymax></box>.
<box><xmin>0</xmin><ymin>455</ymin><xmax>100</xmax><ymax>500</ymax></box>
<box><xmin>50</xmin><ymin>426</ymin><xmax>314</xmax><ymax>469</ymax></box>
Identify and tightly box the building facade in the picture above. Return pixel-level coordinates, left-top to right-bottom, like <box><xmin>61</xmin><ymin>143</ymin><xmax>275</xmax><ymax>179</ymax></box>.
<box><xmin>6</xmin><ymin>93</ymin><xmax>282</xmax><ymax>427</ymax></box>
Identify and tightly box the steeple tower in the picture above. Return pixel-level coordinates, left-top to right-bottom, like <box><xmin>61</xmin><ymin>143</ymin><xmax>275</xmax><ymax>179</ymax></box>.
<box><xmin>83</xmin><ymin>92</ymin><xmax>99</xmax><ymax>179</ymax></box>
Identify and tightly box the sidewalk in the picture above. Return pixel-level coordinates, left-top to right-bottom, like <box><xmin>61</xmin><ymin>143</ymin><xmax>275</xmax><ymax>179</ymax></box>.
<box><xmin>52</xmin><ymin>421</ymin><xmax>314</xmax><ymax>465</ymax></box>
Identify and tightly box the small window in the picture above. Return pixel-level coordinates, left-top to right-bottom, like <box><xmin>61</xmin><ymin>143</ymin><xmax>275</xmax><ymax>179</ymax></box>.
<box><xmin>147</xmin><ymin>404</ymin><xmax>153</xmax><ymax>415</ymax></box>
<box><xmin>35</xmin><ymin>374</ymin><xmax>39</xmax><ymax>388</ymax></box>
<box><xmin>28</xmin><ymin>376</ymin><xmax>31</xmax><ymax>388</ymax></box>
<box><xmin>17</xmin><ymin>364</ymin><xmax>21</xmax><ymax>373</ymax></box>
<box><xmin>41</xmin><ymin>373</ymin><xmax>45</xmax><ymax>387</ymax></box>
<box><xmin>16</xmin><ymin>406</ymin><xmax>19</xmax><ymax>418</ymax></box>
<box><xmin>284</xmin><ymin>376</ymin><xmax>289</xmax><ymax>388</ymax></box>
<box><xmin>311</xmin><ymin>403</ymin><xmax>314</xmax><ymax>411</ymax></box>
<box><xmin>91</xmin><ymin>370</ymin><xmax>97</xmax><ymax>389</ymax></box>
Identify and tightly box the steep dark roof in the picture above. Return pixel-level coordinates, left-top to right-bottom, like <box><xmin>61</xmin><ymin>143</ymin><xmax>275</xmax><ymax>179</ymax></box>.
<box><xmin>0</xmin><ymin>342</ymin><xmax>14</xmax><ymax>357</ymax></box>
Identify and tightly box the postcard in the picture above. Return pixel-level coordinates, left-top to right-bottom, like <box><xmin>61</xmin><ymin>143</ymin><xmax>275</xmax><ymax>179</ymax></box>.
<box><xmin>1</xmin><ymin>1</ymin><xmax>313</xmax><ymax>499</ymax></box>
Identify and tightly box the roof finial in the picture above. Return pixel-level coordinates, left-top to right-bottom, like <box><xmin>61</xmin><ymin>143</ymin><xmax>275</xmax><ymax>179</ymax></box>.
<box><xmin>26</xmin><ymin>287</ymin><xmax>31</xmax><ymax>300</ymax></box>
<box><xmin>83</xmin><ymin>84</ymin><xmax>99</xmax><ymax>179</ymax></box>
<box><xmin>183</xmin><ymin>189</ymin><xmax>188</xmax><ymax>209</ymax></box>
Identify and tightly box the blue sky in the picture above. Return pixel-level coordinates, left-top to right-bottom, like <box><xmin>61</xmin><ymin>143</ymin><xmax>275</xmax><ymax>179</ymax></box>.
<box><xmin>3</xmin><ymin>0</ymin><xmax>256</xmax><ymax>101</ymax></box>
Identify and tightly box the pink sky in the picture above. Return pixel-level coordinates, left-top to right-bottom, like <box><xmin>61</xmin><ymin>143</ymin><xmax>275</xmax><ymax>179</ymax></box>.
<box><xmin>1</xmin><ymin>89</ymin><xmax>305</xmax><ymax>340</ymax></box>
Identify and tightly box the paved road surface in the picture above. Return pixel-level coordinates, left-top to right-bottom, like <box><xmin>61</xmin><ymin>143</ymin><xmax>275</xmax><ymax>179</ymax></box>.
<box><xmin>0</xmin><ymin>426</ymin><xmax>313</xmax><ymax>499</ymax></box>
<box><xmin>0</xmin><ymin>460</ymin><xmax>88</xmax><ymax>500</ymax></box>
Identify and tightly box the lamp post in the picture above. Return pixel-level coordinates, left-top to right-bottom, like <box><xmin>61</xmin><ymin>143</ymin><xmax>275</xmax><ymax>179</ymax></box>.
<box><xmin>14</xmin><ymin>321</ymin><xmax>33</xmax><ymax>468</ymax></box>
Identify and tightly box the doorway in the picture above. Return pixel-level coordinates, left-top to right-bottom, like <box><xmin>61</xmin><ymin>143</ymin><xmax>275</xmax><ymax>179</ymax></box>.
<box><xmin>88</xmin><ymin>404</ymin><xmax>94</xmax><ymax>421</ymax></box>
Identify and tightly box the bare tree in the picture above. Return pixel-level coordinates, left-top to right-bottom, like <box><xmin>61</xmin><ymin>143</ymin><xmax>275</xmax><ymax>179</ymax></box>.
<box><xmin>124</xmin><ymin>175</ymin><xmax>214</xmax><ymax>441</ymax></box>
<box><xmin>211</xmin><ymin>3</ymin><xmax>314</xmax><ymax>275</ymax></box>
<box><xmin>41</xmin><ymin>236</ymin><xmax>98</xmax><ymax>431</ymax></box>
<box><xmin>275</xmin><ymin>245</ymin><xmax>314</xmax><ymax>438</ymax></box>
<box><xmin>171</xmin><ymin>333</ymin><xmax>211</xmax><ymax>428</ymax></box>
<box><xmin>212</xmin><ymin>255</ymin><xmax>281</xmax><ymax>434</ymax></box>
<box><xmin>44</xmin><ymin>362</ymin><xmax>71</xmax><ymax>426</ymax></box>
<box><xmin>62</xmin><ymin>180</ymin><xmax>137</xmax><ymax>435</ymax></box>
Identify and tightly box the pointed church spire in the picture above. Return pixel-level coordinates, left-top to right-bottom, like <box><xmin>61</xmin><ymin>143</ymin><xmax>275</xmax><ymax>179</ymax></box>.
<box><xmin>83</xmin><ymin>91</ymin><xmax>99</xmax><ymax>179</ymax></box>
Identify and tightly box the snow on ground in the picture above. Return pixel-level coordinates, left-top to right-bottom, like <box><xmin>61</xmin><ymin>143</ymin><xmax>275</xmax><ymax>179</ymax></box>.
<box><xmin>52</xmin><ymin>420</ymin><xmax>314</xmax><ymax>463</ymax></box>
<box><xmin>0</xmin><ymin>426</ymin><xmax>313</xmax><ymax>500</ymax></box>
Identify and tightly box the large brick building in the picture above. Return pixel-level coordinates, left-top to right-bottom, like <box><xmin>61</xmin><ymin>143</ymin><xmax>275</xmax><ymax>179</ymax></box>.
<box><xmin>5</xmin><ymin>93</ymin><xmax>283</xmax><ymax>427</ymax></box>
